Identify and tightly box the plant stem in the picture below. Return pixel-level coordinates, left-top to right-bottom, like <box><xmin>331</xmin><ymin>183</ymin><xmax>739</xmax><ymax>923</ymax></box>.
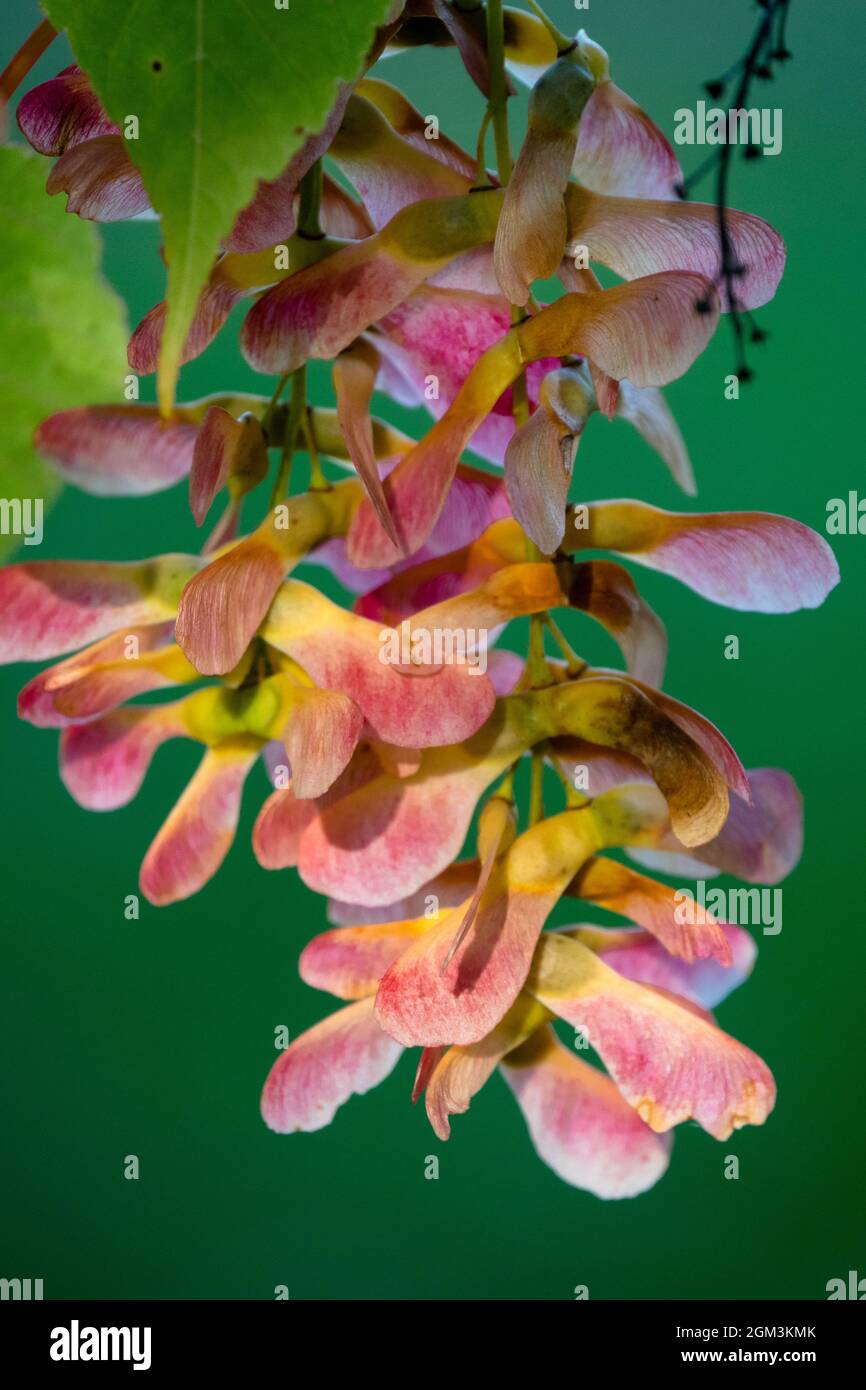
<box><xmin>261</xmin><ymin>371</ymin><xmax>292</xmax><ymax>440</ymax></box>
<box><xmin>511</xmin><ymin>318</ymin><xmax>531</xmax><ymax>427</ymax></box>
<box><xmin>303</xmin><ymin>407</ymin><xmax>331</xmax><ymax>492</ymax></box>
<box><xmin>270</xmin><ymin>365</ymin><xmax>307</xmax><ymax>506</ymax></box>
<box><xmin>545</xmin><ymin>614</ymin><xmax>586</xmax><ymax>676</ymax></box>
<box><xmin>529</xmin><ymin>749</ymin><xmax>545</xmax><ymax>825</ymax></box>
<box><xmin>485</xmin><ymin>3</ymin><xmax>547</xmax><ymax>631</ymax></box>
<box><xmin>524</xmin><ymin>0</ymin><xmax>573</xmax><ymax>54</ymax></box>
<box><xmin>0</xmin><ymin>17</ymin><xmax>56</xmax><ymax>104</ymax></box>
<box><xmin>497</xmin><ymin>764</ymin><xmax>516</xmax><ymax>803</ymax></box>
<box><xmin>473</xmin><ymin>104</ymin><xmax>494</xmax><ymax>188</ymax></box>
<box><xmin>524</xmin><ymin>611</ymin><xmax>551</xmax><ymax>688</ymax></box>
<box><xmin>486</xmin><ymin>0</ymin><xmax>532</xmax><ymax>507</ymax></box>
<box><xmin>297</xmin><ymin>159</ymin><xmax>324</xmax><ymax>239</ymax></box>
<box><xmin>486</xmin><ymin>0</ymin><xmax>512</xmax><ymax>184</ymax></box>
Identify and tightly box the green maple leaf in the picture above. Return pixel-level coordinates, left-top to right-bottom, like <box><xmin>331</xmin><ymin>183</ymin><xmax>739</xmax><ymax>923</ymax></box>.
<box><xmin>42</xmin><ymin>0</ymin><xmax>397</xmax><ymax>413</ymax></box>
<box><xmin>0</xmin><ymin>145</ymin><xmax>128</xmax><ymax>558</ymax></box>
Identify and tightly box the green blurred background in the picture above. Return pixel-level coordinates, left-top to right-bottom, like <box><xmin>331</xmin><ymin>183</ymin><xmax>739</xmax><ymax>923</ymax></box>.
<box><xmin>1</xmin><ymin>0</ymin><xmax>863</xmax><ymax>1300</ymax></box>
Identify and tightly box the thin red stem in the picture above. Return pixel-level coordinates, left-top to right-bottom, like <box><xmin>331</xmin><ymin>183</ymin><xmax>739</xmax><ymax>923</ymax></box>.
<box><xmin>0</xmin><ymin>18</ymin><xmax>58</xmax><ymax>107</ymax></box>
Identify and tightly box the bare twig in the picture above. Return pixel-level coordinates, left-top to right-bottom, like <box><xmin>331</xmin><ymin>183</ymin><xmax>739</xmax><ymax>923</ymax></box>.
<box><xmin>677</xmin><ymin>0</ymin><xmax>793</xmax><ymax>381</ymax></box>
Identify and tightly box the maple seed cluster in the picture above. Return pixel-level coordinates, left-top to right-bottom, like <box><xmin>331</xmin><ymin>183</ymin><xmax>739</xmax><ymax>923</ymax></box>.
<box><xmin>2</xmin><ymin>4</ymin><xmax>838</xmax><ymax>1196</ymax></box>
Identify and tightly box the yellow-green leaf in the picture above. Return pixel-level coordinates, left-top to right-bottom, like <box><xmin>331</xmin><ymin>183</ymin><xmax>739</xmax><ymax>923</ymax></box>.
<box><xmin>0</xmin><ymin>145</ymin><xmax>128</xmax><ymax>558</ymax></box>
<box><xmin>42</xmin><ymin>0</ymin><xmax>397</xmax><ymax>413</ymax></box>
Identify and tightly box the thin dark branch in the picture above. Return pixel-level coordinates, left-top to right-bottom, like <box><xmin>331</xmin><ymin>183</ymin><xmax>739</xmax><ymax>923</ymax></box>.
<box><xmin>677</xmin><ymin>0</ymin><xmax>793</xmax><ymax>381</ymax></box>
